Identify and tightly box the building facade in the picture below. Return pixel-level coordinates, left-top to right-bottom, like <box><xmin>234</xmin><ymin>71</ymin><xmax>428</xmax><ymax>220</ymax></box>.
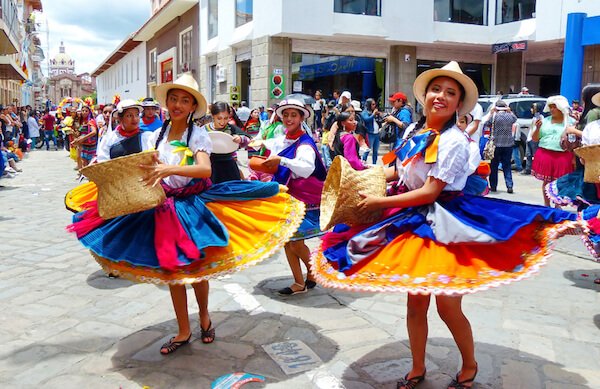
<box><xmin>47</xmin><ymin>43</ymin><xmax>95</xmax><ymax>104</ymax></box>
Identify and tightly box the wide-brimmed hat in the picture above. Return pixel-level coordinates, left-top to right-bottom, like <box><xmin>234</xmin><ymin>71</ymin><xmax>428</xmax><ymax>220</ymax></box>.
<box><xmin>592</xmin><ymin>92</ymin><xmax>600</xmax><ymax>107</ymax></box>
<box><xmin>115</xmin><ymin>99</ymin><xmax>143</xmax><ymax>114</ymax></box>
<box><xmin>80</xmin><ymin>151</ymin><xmax>166</xmax><ymax>219</ymax></box>
<box><xmin>413</xmin><ymin>61</ymin><xmax>478</xmax><ymax>116</ymax></box>
<box><xmin>141</xmin><ymin>97</ymin><xmax>160</xmax><ymax>108</ymax></box>
<box><xmin>350</xmin><ymin>100</ymin><xmax>362</xmax><ymax>112</ymax></box>
<box><xmin>575</xmin><ymin>145</ymin><xmax>600</xmax><ymax>183</ymax></box>
<box><xmin>208</xmin><ymin>131</ymin><xmax>238</xmax><ymax>154</ymax></box>
<box><xmin>155</xmin><ymin>73</ymin><xmax>208</xmax><ymax>118</ymax></box>
<box><xmin>319</xmin><ymin>156</ymin><xmax>386</xmax><ymax>230</ymax></box>
<box><xmin>275</xmin><ymin>98</ymin><xmax>310</xmax><ymax>118</ymax></box>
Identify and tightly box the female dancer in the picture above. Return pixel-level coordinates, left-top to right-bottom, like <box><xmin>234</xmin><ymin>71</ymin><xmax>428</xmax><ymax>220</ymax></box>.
<box><xmin>311</xmin><ymin>62</ymin><xmax>581</xmax><ymax>389</ymax></box>
<box><xmin>260</xmin><ymin>99</ymin><xmax>327</xmax><ymax>295</ymax></box>
<box><xmin>68</xmin><ymin>74</ymin><xmax>304</xmax><ymax>354</ymax></box>
<box><xmin>330</xmin><ymin>111</ymin><xmax>365</xmax><ymax>170</ymax></box>
<box><xmin>71</xmin><ymin>104</ymin><xmax>98</xmax><ymax>167</ymax></box>
<box><xmin>202</xmin><ymin>101</ymin><xmax>249</xmax><ymax>183</ymax></box>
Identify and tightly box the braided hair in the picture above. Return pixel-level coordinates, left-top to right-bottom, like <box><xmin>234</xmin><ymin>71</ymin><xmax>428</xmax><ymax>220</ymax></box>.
<box><xmin>153</xmin><ymin>114</ymin><xmax>196</xmax><ymax>150</ymax></box>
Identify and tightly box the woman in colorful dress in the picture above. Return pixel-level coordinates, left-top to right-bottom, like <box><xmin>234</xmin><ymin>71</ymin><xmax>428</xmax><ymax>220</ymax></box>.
<box><xmin>531</xmin><ymin>95</ymin><xmax>576</xmax><ymax>207</ymax></box>
<box><xmin>311</xmin><ymin>62</ymin><xmax>581</xmax><ymax>389</ymax></box>
<box><xmin>259</xmin><ymin>99</ymin><xmax>327</xmax><ymax>295</ymax></box>
<box><xmin>202</xmin><ymin>101</ymin><xmax>249</xmax><ymax>183</ymax></box>
<box><xmin>330</xmin><ymin>111</ymin><xmax>366</xmax><ymax>171</ymax></box>
<box><xmin>68</xmin><ymin>74</ymin><xmax>304</xmax><ymax>354</ymax></box>
<box><xmin>71</xmin><ymin>104</ymin><xmax>98</xmax><ymax>167</ymax></box>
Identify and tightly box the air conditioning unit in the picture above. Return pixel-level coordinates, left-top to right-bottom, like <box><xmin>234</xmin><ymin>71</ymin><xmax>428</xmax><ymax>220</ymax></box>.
<box><xmin>216</xmin><ymin>65</ymin><xmax>226</xmax><ymax>83</ymax></box>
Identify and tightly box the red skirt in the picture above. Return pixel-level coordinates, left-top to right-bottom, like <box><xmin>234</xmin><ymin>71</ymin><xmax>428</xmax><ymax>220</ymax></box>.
<box><xmin>532</xmin><ymin>147</ymin><xmax>574</xmax><ymax>182</ymax></box>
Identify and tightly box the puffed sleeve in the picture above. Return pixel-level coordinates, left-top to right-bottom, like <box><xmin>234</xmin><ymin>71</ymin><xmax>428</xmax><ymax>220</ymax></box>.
<box><xmin>189</xmin><ymin>125</ymin><xmax>212</xmax><ymax>155</ymax></box>
<box><xmin>428</xmin><ymin>130</ymin><xmax>470</xmax><ymax>185</ymax></box>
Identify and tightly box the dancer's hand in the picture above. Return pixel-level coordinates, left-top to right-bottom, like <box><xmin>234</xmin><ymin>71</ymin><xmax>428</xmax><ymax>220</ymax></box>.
<box><xmin>263</xmin><ymin>156</ymin><xmax>281</xmax><ymax>170</ymax></box>
<box><xmin>140</xmin><ymin>154</ymin><xmax>171</xmax><ymax>187</ymax></box>
<box><xmin>232</xmin><ymin>135</ymin><xmax>242</xmax><ymax>144</ymax></box>
<box><xmin>357</xmin><ymin>192</ymin><xmax>381</xmax><ymax>214</ymax></box>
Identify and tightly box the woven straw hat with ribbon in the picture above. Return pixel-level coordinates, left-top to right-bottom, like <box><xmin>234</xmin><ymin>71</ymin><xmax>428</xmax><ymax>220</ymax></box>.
<box><xmin>155</xmin><ymin>72</ymin><xmax>208</xmax><ymax>118</ymax></box>
<box><xmin>320</xmin><ymin>156</ymin><xmax>386</xmax><ymax>231</ymax></box>
<box><xmin>80</xmin><ymin>151</ymin><xmax>166</xmax><ymax>219</ymax></box>
<box><xmin>575</xmin><ymin>144</ymin><xmax>600</xmax><ymax>183</ymax></box>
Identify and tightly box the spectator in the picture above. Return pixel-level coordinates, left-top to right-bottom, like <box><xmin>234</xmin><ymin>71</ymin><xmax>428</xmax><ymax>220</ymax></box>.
<box><xmin>485</xmin><ymin>100</ymin><xmax>517</xmax><ymax>193</ymax></box>
<box><xmin>236</xmin><ymin>101</ymin><xmax>251</xmax><ymax>123</ymax></box>
<box><xmin>336</xmin><ymin>91</ymin><xmax>351</xmax><ymax>112</ymax></box>
<box><xmin>312</xmin><ymin>90</ymin><xmax>325</xmax><ymax>133</ymax></box>
<box><xmin>258</xmin><ymin>105</ymin><xmax>269</xmax><ymax>122</ymax></box>
<box><xmin>27</xmin><ymin>110</ymin><xmax>40</xmax><ymax>150</ymax></box>
<box><xmin>42</xmin><ymin>109</ymin><xmax>58</xmax><ymax>150</ymax></box>
<box><xmin>385</xmin><ymin>92</ymin><xmax>412</xmax><ymax>148</ymax></box>
<box><xmin>361</xmin><ymin>98</ymin><xmax>381</xmax><ymax>164</ymax></box>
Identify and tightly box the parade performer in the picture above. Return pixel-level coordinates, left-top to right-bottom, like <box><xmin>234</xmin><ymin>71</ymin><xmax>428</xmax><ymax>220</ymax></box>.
<box><xmin>139</xmin><ymin>97</ymin><xmax>163</xmax><ymax>132</ymax></box>
<box><xmin>70</xmin><ymin>102</ymin><xmax>98</xmax><ymax>167</ymax></box>
<box><xmin>67</xmin><ymin>74</ymin><xmax>304</xmax><ymax>355</ymax></box>
<box><xmin>257</xmin><ymin>99</ymin><xmax>327</xmax><ymax>295</ymax></box>
<box><xmin>65</xmin><ymin>100</ymin><xmax>155</xmax><ymax>212</ymax></box>
<box><xmin>247</xmin><ymin>110</ymin><xmax>285</xmax><ymax>181</ymax></box>
<box><xmin>202</xmin><ymin>101</ymin><xmax>249</xmax><ymax>183</ymax></box>
<box><xmin>310</xmin><ymin>62</ymin><xmax>582</xmax><ymax>389</ymax></box>
<box><xmin>330</xmin><ymin>111</ymin><xmax>366</xmax><ymax>171</ymax></box>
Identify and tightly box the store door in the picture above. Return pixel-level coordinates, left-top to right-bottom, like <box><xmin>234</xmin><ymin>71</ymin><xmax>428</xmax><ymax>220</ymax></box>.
<box><xmin>237</xmin><ymin>60</ymin><xmax>251</xmax><ymax>104</ymax></box>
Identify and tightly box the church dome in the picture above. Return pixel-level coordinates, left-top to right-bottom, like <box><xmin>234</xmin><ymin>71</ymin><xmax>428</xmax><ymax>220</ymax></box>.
<box><xmin>51</xmin><ymin>41</ymin><xmax>73</xmax><ymax>66</ymax></box>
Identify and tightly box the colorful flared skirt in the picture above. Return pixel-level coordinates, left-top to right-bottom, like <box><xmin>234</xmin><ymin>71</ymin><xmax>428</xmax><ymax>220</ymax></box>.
<box><xmin>580</xmin><ymin>205</ymin><xmax>600</xmax><ymax>261</ymax></box>
<box><xmin>291</xmin><ymin>208</ymin><xmax>323</xmax><ymax>241</ymax></box>
<box><xmin>546</xmin><ymin>169</ymin><xmax>600</xmax><ymax>209</ymax></box>
<box><xmin>68</xmin><ymin>180</ymin><xmax>305</xmax><ymax>284</ymax></box>
<box><xmin>311</xmin><ymin>193</ymin><xmax>583</xmax><ymax>295</ymax></box>
<box><xmin>65</xmin><ymin>181</ymin><xmax>97</xmax><ymax>213</ymax></box>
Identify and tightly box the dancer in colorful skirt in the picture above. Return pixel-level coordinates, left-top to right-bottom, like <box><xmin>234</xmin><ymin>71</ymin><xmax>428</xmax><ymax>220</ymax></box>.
<box><xmin>68</xmin><ymin>74</ymin><xmax>305</xmax><ymax>354</ymax></box>
<box><xmin>73</xmin><ymin>105</ymin><xmax>98</xmax><ymax>167</ymax></box>
<box><xmin>65</xmin><ymin>100</ymin><xmax>156</xmax><ymax>213</ymax></box>
<box><xmin>258</xmin><ymin>99</ymin><xmax>327</xmax><ymax>295</ymax></box>
<box><xmin>310</xmin><ymin>62</ymin><xmax>582</xmax><ymax>389</ymax></box>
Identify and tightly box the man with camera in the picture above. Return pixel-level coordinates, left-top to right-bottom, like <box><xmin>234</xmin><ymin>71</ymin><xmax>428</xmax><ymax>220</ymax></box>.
<box><xmin>385</xmin><ymin>92</ymin><xmax>413</xmax><ymax>148</ymax></box>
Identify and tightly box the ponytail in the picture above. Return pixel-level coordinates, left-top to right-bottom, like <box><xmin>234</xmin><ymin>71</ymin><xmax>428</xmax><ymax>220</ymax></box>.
<box><xmin>154</xmin><ymin>119</ymin><xmax>171</xmax><ymax>149</ymax></box>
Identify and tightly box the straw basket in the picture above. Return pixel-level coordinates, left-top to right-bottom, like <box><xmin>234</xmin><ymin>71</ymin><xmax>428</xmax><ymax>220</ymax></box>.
<box><xmin>80</xmin><ymin>151</ymin><xmax>166</xmax><ymax>219</ymax></box>
<box><xmin>320</xmin><ymin>156</ymin><xmax>386</xmax><ymax>231</ymax></box>
<box><xmin>575</xmin><ymin>145</ymin><xmax>600</xmax><ymax>183</ymax></box>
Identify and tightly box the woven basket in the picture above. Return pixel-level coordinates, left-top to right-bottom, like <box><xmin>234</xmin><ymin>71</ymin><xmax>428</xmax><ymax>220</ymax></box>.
<box><xmin>575</xmin><ymin>145</ymin><xmax>600</xmax><ymax>183</ymax></box>
<box><xmin>80</xmin><ymin>151</ymin><xmax>166</xmax><ymax>219</ymax></box>
<box><xmin>320</xmin><ymin>156</ymin><xmax>386</xmax><ymax>231</ymax></box>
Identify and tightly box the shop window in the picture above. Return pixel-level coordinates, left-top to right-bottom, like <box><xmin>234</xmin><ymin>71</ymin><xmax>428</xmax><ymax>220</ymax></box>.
<box><xmin>235</xmin><ymin>0</ymin><xmax>253</xmax><ymax>27</ymax></box>
<box><xmin>179</xmin><ymin>27</ymin><xmax>193</xmax><ymax>73</ymax></box>
<box><xmin>334</xmin><ymin>0</ymin><xmax>381</xmax><ymax>16</ymax></box>
<box><xmin>434</xmin><ymin>0</ymin><xmax>488</xmax><ymax>25</ymax></box>
<box><xmin>161</xmin><ymin>58</ymin><xmax>173</xmax><ymax>84</ymax></box>
<box><xmin>208</xmin><ymin>0</ymin><xmax>218</xmax><ymax>39</ymax></box>
<box><xmin>497</xmin><ymin>0</ymin><xmax>535</xmax><ymax>24</ymax></box>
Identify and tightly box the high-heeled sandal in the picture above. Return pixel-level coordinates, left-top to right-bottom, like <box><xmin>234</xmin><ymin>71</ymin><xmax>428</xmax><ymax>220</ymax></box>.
<box><xmin>397</xmin><ymin>370</ymin><xmax>426</xmax><ymax>389</ymax></box>
<box><xmin>448</xmin><ymin>365</ymin><xmax>478</xmax><ymax>389</ymax></box>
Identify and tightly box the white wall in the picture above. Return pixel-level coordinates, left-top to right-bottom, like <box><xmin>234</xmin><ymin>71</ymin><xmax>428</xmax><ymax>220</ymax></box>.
<box><xmin>96</xmin><ymin>42</ymin><xmax>147</xmax><ymax>105</ymax></box>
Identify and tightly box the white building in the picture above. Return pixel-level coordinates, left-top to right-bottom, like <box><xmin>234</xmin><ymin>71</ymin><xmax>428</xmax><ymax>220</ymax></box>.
<box><xmin>197</xmin><ymin>0</ymin><xmax>600</xmax><ymax>108</ymax></box>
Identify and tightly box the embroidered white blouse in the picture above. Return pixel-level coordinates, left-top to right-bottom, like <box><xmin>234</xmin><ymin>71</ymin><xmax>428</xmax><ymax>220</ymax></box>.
<box><xmin>397</xmin><ymin>124</ymin><xmax>474</xmax><ymax>192</ymax></box>
<box><xmin>582</xmin><ymin>119</ymin><xmax>600</xmax><ymax>146</ymax></box>
<box><xmin>263</xmin><ymin>135</ymin><xmax>317</xmax><ymax>179</ymax></box>
<box><xmin>96</xmin><ymin>129</ymin><xmax>154</xmax><ymax>162</ymax></box>
<box><xmin>148</xmin><ymin>124</ymin><xmax>213</xmax><ymax>188</ymax></box>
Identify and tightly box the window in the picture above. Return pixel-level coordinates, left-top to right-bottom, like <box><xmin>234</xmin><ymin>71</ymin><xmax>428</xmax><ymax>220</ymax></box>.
<box><xmin>334</xmin><ymin>0</ymin><xmax>381</xmax><ymax>16</ymax></box>
<box><xmin>149</xmin><ymin>49</ymin><xmax>157</xmax><ymax>82</ymax></box>
<box><xmin>179</xmin><ymin>27</ymin><xmax>193</xmax><ymax>72</ymax></box>
<box><xmin>434</xmin><ymin>0</ymin><xmax>487</xmax><ymax>25</ymax></box>
<box><xmin>208</xmin><ymin>0</ymin><xmax>218</xmax><ymax>39</ymax></box>
<box><xmin>235</xmin><ymin>0</ymin><xmax>253</xmax><ymax>27</ymax></box>
<box><xmin>497</xmin><ymin>0</ymin><xmax>536</xmax><ymax>24</ymax></box>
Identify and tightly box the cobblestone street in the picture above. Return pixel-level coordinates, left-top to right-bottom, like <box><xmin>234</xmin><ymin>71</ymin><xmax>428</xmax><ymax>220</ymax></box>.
<box><xmin>1</xmin><ymin>150</ymin><xmax>599</xmax><ymax>389</ymax></box>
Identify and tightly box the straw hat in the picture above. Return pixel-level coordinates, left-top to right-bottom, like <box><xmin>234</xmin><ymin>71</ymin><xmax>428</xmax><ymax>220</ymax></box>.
<box><xmin>80</xmin><ymin>151</ymin><xmax>166</xmax><ymax>219</ymax></box>
<box><xmin>155</xmin><ymin>73</ymin><xmax>208</xmax><ymax>118</ymax></box>
<box><xmin>413</xmin><ymin>61</ymin><xmax>478</xmax><ymax>116</ymax></box>
<box><xmin>115</xmin><ymin>99</ymin><xmax>143</xmax><ymax>114</ymax></box>
<box><xmin>575</xmin><ymin>145</ymin><xmax>600</xmax><ymax>183</ymax></box>
<box><xmin>592</xmin><ymin>92</ymin><xmax>600</xmax><ymax>107</ymax></box>
<box><xmin>275</xmin><ymin>98</ymin><xmax>310</xmax><ymax>119</ymax></box>
<box><xmin>320</xmin><ymin>156</ymin><xmax>386</xmax><ymax>230</ymax></box>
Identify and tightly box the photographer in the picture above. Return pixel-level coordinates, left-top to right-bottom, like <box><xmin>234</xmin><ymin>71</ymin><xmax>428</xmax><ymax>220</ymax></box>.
<box><xmin>385</xmin><ymin>92</ymin><xmax>412</xmax><ymax>148</ymax></box>
<box><xmin>361</xmin><ymin>98</ymin><xmax>381</xmax><ymax>164</ymax></box>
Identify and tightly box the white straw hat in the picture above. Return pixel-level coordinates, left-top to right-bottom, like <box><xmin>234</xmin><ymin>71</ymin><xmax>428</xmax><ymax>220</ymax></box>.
<box><xmin>413</xmin><ymin>61</ymin><xmax>478</xmax><ymax>116</ymax></box>
<box><xmin>155</xmin><ymin>73</ymin><xmax>208</xmax><ymax>118</ymax></box>
<box><xmin>275</xmin><ymin>98</ymin><xmax>310</xmax><ymax>118</ymax></box>
<box><xmin>115</xmin><ymin>99</ymin><xmax>143</xmax><ymax>114</ymax></box>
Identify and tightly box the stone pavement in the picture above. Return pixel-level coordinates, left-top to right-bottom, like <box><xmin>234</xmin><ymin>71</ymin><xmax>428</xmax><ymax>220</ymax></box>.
<box><xmin>0</xmin><ymin>149</ymin><xmax>599</xmax><ymax>389</ymax></box>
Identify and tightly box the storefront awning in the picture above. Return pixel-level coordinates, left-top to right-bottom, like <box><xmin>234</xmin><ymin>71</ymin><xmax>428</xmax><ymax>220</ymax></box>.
<box><xmin>298</xmin><ymin>57</ymin><xmax>375</xmax><ymax>80</ymax></box>
<box><xmin>0</xmin><ymin>56</ymin><xmax>26</xmax><ymax>80</ymax></box>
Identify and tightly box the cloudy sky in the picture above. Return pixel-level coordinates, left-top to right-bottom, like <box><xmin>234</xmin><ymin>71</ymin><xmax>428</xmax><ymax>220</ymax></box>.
<box><xmin>38</xmin><ymin>0</ymin><xmax>151</xmax><ymax>75</ymax></box>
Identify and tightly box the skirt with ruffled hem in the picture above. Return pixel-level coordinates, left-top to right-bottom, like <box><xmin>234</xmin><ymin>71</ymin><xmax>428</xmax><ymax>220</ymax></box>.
<box><xmin>546</xmin><ymin>170</ymin><xmax>600</xmax><ymax>209</ymax></box>
<box><xmin>310</xmin><ymin>194</ymin><xmax>583</xmax><ymax>295</ymax></box>
<box><xmin>71</xmin><ymin>181</ymin><xmax>305</xmax><ymax>285</ymax></box>
<box><xmin>65</xmin><ymin>181</ymin><xmax>97</xmax><ymax>213</ymax></box>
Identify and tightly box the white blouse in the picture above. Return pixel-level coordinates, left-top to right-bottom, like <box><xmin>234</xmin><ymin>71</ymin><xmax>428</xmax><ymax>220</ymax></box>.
<box><xmin>582</xmin><ymin>119</ymin><xmax>600</xmax><ymax>146</ymax></box>
<box><xmin>263</xmin><ymin>136</ymin><xmax>316</xmax><ymax>179</ymax></box>
<box><xmin>148</xmin><ymin>124</ymin><xmax>213</xmax><ymax>188</ymax></box>
<box><xmin>96</xmin><ymin>129</ymin><xmax>154</xmax><ymax>162</ymax></box>
<box><xmin>397</xmin><ymin>124</ymin><xmax>474</xmax><ymax>191</ymax></box>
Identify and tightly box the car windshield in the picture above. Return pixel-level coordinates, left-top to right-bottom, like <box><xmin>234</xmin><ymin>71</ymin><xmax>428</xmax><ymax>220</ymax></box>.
<box><xmin>509</xmin><ymin>100</ymin><xmax>547</xmax><ymax>119</ymax></box>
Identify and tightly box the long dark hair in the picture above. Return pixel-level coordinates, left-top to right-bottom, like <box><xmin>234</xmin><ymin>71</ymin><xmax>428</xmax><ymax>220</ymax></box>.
<box><xmin>331</xmin><ymin>112</ymin><xmax>356</xmax><ymax>159</ymax></box>
<box><xmin>580</xmin><ymin>83</ymin><xmax>600</xmax><ymax>128</ymax></box>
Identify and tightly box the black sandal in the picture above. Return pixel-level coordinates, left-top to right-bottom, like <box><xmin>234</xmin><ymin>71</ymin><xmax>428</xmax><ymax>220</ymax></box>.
<box><xmin>397</xmin><ymin>370</ymin><xmax>426</xmax><ymax>389</ymax></box>
<box><xmin>277</xmin><ymin>282</ymin><xmax>307</xmax><ymax>295</ymax></box>
<box><xmin>160</xmin><ymin>334</ymin><xmax>191</xmax><ymax>355</ymax></box>
<box><xmin>200</xmin><ymin>321</ymin><xmax>215</xmax><ymax>344</ymax></box>
<box><xmin>305</xmin><ymin>279</ymin><xmax>317</xmax><ymax>289</ymax></box>
<box><xmin>448</xmin><ymin>365</ymin><xmax>478</xmax><ymax>389</ymax></box>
